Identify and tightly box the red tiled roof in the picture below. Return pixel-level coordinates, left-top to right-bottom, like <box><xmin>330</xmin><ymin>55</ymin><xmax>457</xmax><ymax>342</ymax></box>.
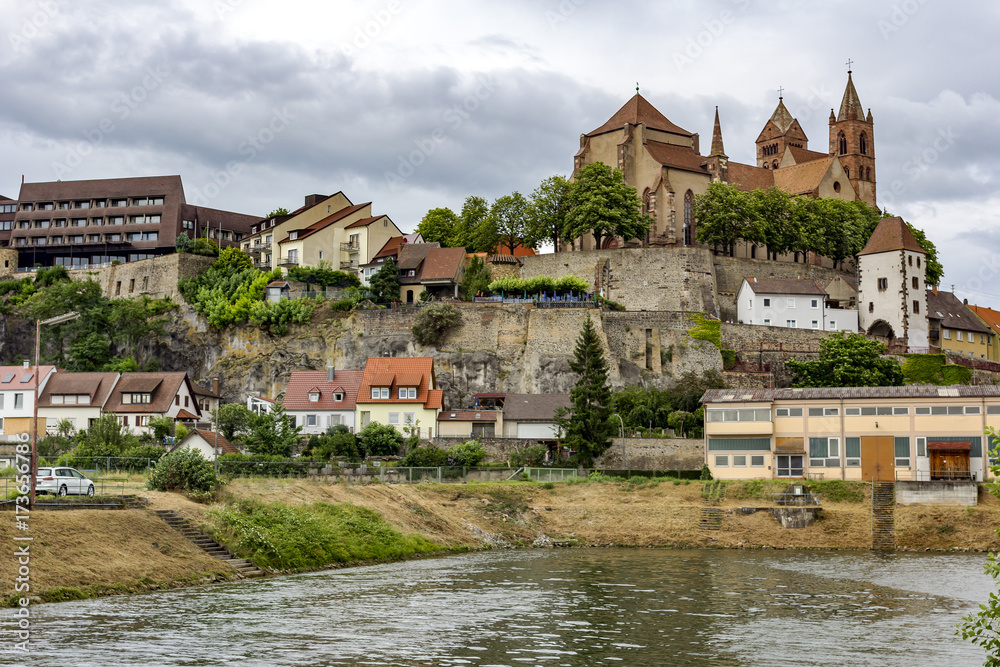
<box><xmin>426</xmin><ymin>389</ymin><xmax>443</xmax><ymax>411</ymax></box>
<box><xmin>0</xmin><ymin>365</ymin><xmax>56</xmax><ymax>390</ymax></box>
<box><xmin>187</xmin><ymin>429</ymin><xmax>239</xmax><ymax>455</ymax></box>
<box><xmin>858</xmin><ymin>216</ymin><xmax>925</xmax><ymax>256</ymax></box>
<box><xmin>175</xmin><ymin>409</ymin><xmax>199</xmax><ymax>420</ymax></box>
<box><xmin>395</xmin><ymin>372</ymin><xmax>423</xmax><ymax>387</ymax></box>
<box><xmin>373</xmin><ymin>236</ymin><xmax>407</xmax><ymax>260</ymax></box>
<box><xmin>772</xmin><ymin>157</ymin><xmax>838</xmax><ymax>196</ymax></box>
<box><xmin>283</xmin><ymin>369</ymin><xmax>364</xmax><ymax>411</ymax></box>
<box><xmin>643</xmin><ymin>141</ymin><xmax>709</xmax><ymax>175</ymax></box>
<box><xmin>503</xmin><ymin>394</ymin><xmax>571</xmax><ymax>422</ymax></box>
<box><xmin>358</xmin><ymin>357</ymin><xmax>437</xmax><ymax>406</ymax></box>
<box><xmin>926</xmin><ymin>291</ymin><xmax>992</xmax><ymax>334</ymax></box>
<box><xmin>785</xmin><ymin>145</ymin><xmax>829</xmax><ymax>164</ymax></box>
<box><xmin>587</xmin><ymin>94</ymin><xmax>693</xmax><ymax>137</ymax></box>
<box><xmin>345</xmin><ymin>215</ymin><xmax>387</xmax><ymax>229</ymax></box>
<box><xmin>420</xmin><ymin>247</ymin><xmax>466</xmax><ymax>282</ymax></box>
<box><xmin>969</xmin><ymin>305</ymin><xmax>1000</xmax><ymax>337</ymax></box>
<box><xmin>726</xmin><ymin>162</ymin><xmax>775</xmax><ymax>192</ymax></box>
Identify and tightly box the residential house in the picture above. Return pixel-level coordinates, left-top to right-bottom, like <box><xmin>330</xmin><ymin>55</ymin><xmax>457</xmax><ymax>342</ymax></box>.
<box><xmin>969</xmin><ymin>304</ymin><xmax>1000</xmax><ymax>362</ymax></box>
<box><xmin>927</xmin><ymin>289</ymin><xmax>994</xmax><ymax>360</ymax></box>
<box><xmin>360</xmin><ymin>233</ymin><xmax>422</xmax><ymax>286</ymax></box>
<box><xmin>437</xmin><ymin>410</ymin><xmax>500</xmax><ymax>439</ymax></box>
<box><xmin>103</xmin><ymin>372</ymin><xmax>202</xmax><ymax>434</ymax></box>
<box><xmin>702</xmin><ymin>386</ymin><xmax>1000</xmax><ymax>484</ymax></box>
<box><xmin>396</xmin><ymin>244</ymin><xmax>467</xmax><ymax>302</ymax></box>
<box><xmin>356</xmin><ymin>357</ymin><xmax>443</xmax><ymax>438</ymax></box>
<box><xmin>192</xmin><ymin>379</ymin><xmax>221</xmax><ymax>415</ymax></box>
<box><xmin>10</xmin><ymin>175</ymin><xmax>258</xmax><ymax>269</ymax></box>
<box><xmin>0</xmin><ymin>194</ymin><xmax>16</xmax><ymax>251</ymax></box>
<box><xmin>169</xmin><ymin>429</ymin><xmax>239</xmax><ymax>460</ymax></box>
<box><xmin>823</xmin><ymin>274</ymin><xmax>858</xmax><ymax>309</ymax></box>
<box><xmin>736</xmin><ymin>278</ymin><xmax>857</xmax><ymax>331</ymax></box>
<box><xmin>37</xmin><ymin>371</ymin><xmax>119</xmax><ymax>435</ymax></box>
<box><xmin>501</xmin><ymin>394</ymin><xmax>571</xmax><ymax>439</ymax></box>
<box><xmin>242</xmin><ymin>193</ymin><xmax>353</xmax><ymax>270</ymax></box>
<box><xmin>283</xmin><ymin>367</ymin><xmax>364</xmax><ymax>434</ymax></box>
<box><xmin>0</xmin><ymin>364</ymin><xmax>57</xmax><ymax>441</ymax></box>
<box><xmin>247</xmin><ymin>395</ymin><xmax>275</xmax><ymax>416</ymax></box>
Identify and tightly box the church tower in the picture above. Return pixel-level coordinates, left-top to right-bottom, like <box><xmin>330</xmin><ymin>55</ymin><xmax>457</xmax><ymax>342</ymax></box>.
<box><xmin>829</xmin><ymin>69</ymin><xmax>876</xmax><ymax>207</ymax></box>
<box><xmin>755</xmin><ymin>94</ymin><xmax>809</xmax><ymax>169</ymax></box>
<box><xmin>706</xmin><ymin>106</ymin><xmax>728</xmax><ymax>183</ymax></box>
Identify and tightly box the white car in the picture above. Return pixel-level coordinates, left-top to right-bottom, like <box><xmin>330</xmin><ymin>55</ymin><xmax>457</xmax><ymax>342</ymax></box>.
<box><xmin>35</xmin><ymin>467</ymin><xmax>95</xmax><ymax>497</ymax></box>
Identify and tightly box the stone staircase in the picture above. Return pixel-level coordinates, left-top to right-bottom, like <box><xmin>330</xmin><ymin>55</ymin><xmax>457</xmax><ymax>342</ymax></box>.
<box><xmin>153</xmin><ymin>509</ymin><xmax>266</xmax><ymax>578</ymax></box>
<box><xmin>871</xmin><ymin>481</ymin><xmax>896</xmax><ymax>550</ymax></box>
<box><xmin>700</xmin><ymin>507</ymin><xmax>724</xmax><ymax>531</ymax></box>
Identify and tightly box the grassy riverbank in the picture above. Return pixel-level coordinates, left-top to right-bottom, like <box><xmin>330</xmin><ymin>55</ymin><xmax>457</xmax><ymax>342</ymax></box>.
<box><xmin>3</xmin><ymin>476</ymin><xmax>1000</xmax><ymax>606</ymax></box>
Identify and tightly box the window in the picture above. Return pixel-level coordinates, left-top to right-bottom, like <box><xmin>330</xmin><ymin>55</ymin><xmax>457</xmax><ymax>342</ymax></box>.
<box><xmin>750</xmin><ymin>455</ymin><xmax>765</xmax><ymax>467</ymax></box>
<box><xmin>944</xmin><ymin>329</ymin><xmax>951</xmax><ymax>340</ymax></box>
<box><xmin>811</xmin><ymin>299</ymin><xmax>818</xmax><ymax>308</ymax></box>
<box><xmin>184</xmin><ymin>396</ymin><xmax>189</xmax><ymax>408</ymax></box>
<box><xmin>404</xmin><ymin>413</ymin><xmax>415</xmax><ymax>425</ymax></box>
<box><xmin>915</xmin><ymin>406</ymin><xmax>931</xmax><ymax>415</ymax></box>
<box><xmin>838</xmin><ymin>132</ymin><xmax>847</xmax><ymax>155</ymax></box>
<box><xmin>913</xmin><ymin>300</ymin><xmax>919</xmax><ymax>314</ymax></box>
<box><xmin>807</xmin><ymin>407</ymin><xmax>839</xmax><ymax>417</ymax></box>
<box><xmin>786</xmin><ymin>320</ymin><xmax>796</xmax><ymax>327</ymax></box>
<box><xmin>869</xmin><ymin>302</ymin><xmax>874</xmax><ymax>313</ymax></box>
<box><xmin>763</xmin><ymin>298</ymin><xmax>771</xmax><ymax>307</ymax></box>
<box><xmin>957</xmin><ymin>331</ymin><xmax>964</xmax><ymax>342</ymax></box>
<box><xmin>732</xmin><ymin>455</ymin><xmax>747</xmax><ymax>467</ymax></box>
<box><xmin>988</xmin><ymin>406</ymin><xmax>1000</xmax><ymax>415</ymax></box>
<box><xmin>912</xmin><ymin>277</ymin><xmax>919</xmax><ymax>289</ymax></box>
<box><xmin>811</xmin><ymin>321</ymin><xmax>819</xmax><ymax>329</ymax></box>
<box><xmin>965</xmin><ymin>406</ymin><xmax>981</xmax><ymax>415</ymax></box>
<box><xmin>308</xmin><ymin>392</ymin><xmax>319</xmax><ymax>402</ymax></box>
<box><xmin>182</xmin><ymin>220</ymin><xmax>194</xmax><ymax>230</ymax></box>
<box><xmin>714</xmin><ymin>455</ymin><xmax>729</xmax><ymax>467</ymax></box>
<box><xmin>111</xmin><ymin>199</ymin><xmax>127</xmax><ymax>207</ymax></box>
<box><xmin>289</xmin><ymin>232</ymin><xmax>298</xmax><ymax>240</ymax></box>
<box><xmin>860</xmin><ymin>132</ymin><xmax>868</xmax><ymax>155</ymax></box>
<box><xmin>776</xmin><ymin>455</ymin><xmax>804</xmax><ymax>477</ymax></box>
<box><xmin>877</xmin><ymin>277</ymin><xmax>888</xmax><ymax>291</ymax></box>
<box><xmin>683</xmin><ymin>190</ymin><xmax>694</xmax><ymax>246</ymax></box>
<box><xmin>371</xmin><ymin>387</ymin><xmax>389</xmax><ymax>399</ymax></box>
<box><xmin>388</xmin><ymin>412</ymin><xmax>400</xmax><ymax>425</ymax></box>
<box><xmin>306</xmin><ymin>415</ymin><xmax>317</xmax><ymax>426</ymax></box>
<box><xmin>763</xmin><ymin>319</ymin><xmax>771</xmax><ymax>326</ymax></box>
<box><xmin>706</xmin><ymin>408</ymin><xmax>771</xmax><ymax>422</ymax></box>
<box><xmin>809</xmin><ymin>437</ymin><xmax>840</xmax><ymax>466</ymax></box>
<box><xmin>73</xmin><ymin>201</ymin><xmax>90</xmax><ymax>209</ymax></box>
<box><xmin>894</xmin><ymin>437</ymin><xmax>910</xmax><ymax>467</ymax></box>
<box><xmin>14</xmin><ymin>393</ymin><xmax>23</xmax><ymax>410</ymax></box>
<box><xmin>893</xmin><ymin>407</ymin><xmax>909</xmax><ymax>415</ymax></box>
<box><xmin>333</xmin><ymin>392</ymin><xmax>343</xmax><ymax>402</ymax></box>
<box><xmin>775</xmin><ymin>408</ymin><xmax>803</xmax><ymax>417</ymax></box>
<box><xmin>829</xmin><ymin>320</ymin><xmax>836</xmax><ymax>329</ymax></box>
<box><xmin>787</xmin><ymin>299</ymin><xmax>795</xmax><ymax>308</ymax></box>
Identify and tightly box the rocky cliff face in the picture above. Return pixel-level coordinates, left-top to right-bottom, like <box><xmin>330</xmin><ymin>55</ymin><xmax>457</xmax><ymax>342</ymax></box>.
<box><xmin>136</xmin><ymin>301</ymin><xmax>722</xmax><ymax>408</ymax></box>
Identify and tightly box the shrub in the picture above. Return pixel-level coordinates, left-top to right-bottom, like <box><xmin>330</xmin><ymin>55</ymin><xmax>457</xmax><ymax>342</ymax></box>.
<box><xmin>147</xmin><ymin>449</ymin><xmax>219</xmax><ymax>493</ymax></box>
<box><xmin>190</xmin><ymin>238</ymin><xmax>219</xmax><ymax>257</ymax></box>
<box><xmin>554</xmin><ymin>275</ymin><xmax>589</xmax><ymax>295</ymax></box>
<box><xmin>249</xmin><ymin>297</ymin><xmax>316</xmax><ymax>335</ymax></box>
<box><xmin>510</xmin><ymin>444</ymin><xmax>548</xmax><ymax>467</ymax></box>
<box><xmin>412</xmin><ymin>303</ymin><xmax>461</xmax><ymax>346</ymax></box>
<box><xmin>447</xmin><ymin>440</ymin><xmax>486</xmax><ymax>467</ymax></box>
<box><xmin>214</xmin><ymin>246</ymin><xmax>254</xmax><ymax>272</ymax></box>
<box><xmin>358</xmin><ymin>422</ymin><xmax>403</xmax><ymax>457</ymax></box>
<box><xmin>216</xmin><ymin>453</ymin><xmax>309</xmax><ymax>477</ymax></box>
<box><xmin>399</xmin><ymin>445</ymin><xmax>448</xmax><ymax>467</ymax></box>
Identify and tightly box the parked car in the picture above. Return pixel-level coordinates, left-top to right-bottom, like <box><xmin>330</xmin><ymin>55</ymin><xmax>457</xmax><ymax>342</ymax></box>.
<box><xmin>35</xmin><ymin>467</ymin><xmax>95</xmax><ymax>497</ymax></box>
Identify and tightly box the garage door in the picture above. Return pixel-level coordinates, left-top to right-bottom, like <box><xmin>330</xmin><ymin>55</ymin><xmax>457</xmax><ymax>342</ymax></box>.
<box><xmin>517</xmin><ymin>423</ymin><xmax>558</xmax><ymax>439</ymax></box>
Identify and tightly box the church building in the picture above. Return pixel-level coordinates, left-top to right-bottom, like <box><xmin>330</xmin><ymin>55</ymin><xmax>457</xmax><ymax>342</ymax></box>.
<box><xmin>568</xmin><ymin>71</ymin><xmax>877</xmax><ymax>255</ymax></box>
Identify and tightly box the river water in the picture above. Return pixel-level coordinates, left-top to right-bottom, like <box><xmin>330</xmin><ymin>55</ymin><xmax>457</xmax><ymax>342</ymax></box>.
<box><xmin>7</xmin><ymin>548</ymin><xmax>993</xmax><ymax>666</ymax></box>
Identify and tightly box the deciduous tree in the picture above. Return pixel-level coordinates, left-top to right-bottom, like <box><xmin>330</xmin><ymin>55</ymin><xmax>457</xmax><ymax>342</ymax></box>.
<box><xmin>527</xmin><ymin>175</ymin><xmax>571</xmax><ymax>251</ymax></box>
<box><xmin>416</xmin><ymin>207</ymin><xmax>460</xmax><ymax>246</ymax></box>
<box><xmin>786</xmin><ymin>333</ymin><xmax>903</xmax><ymax>387</ymax></box>
<box><xmin>564</xmin><ymin>162</ymin><xmax>649</xmax><ymax>250</ymax></box>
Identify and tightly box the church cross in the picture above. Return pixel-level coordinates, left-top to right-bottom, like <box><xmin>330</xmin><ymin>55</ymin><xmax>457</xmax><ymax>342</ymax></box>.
<box><xmin>846</xmin><ymin>58</ymin><xmax>853</xmax><ymax>72</ymax></box>
<box><xmin>777</xmin><ymin>86</ymin><xmax>784</xmax><ymax>100</ymax></box>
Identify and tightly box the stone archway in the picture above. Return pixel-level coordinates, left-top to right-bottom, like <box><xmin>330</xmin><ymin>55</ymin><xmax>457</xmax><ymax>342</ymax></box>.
<box><xmin>601</xmin><ymin>237</ymin><xmax>619</xmax><ymax>250</ymax></box>
<box><xmin>867</xmin><ymin>319</ymin><xmax>895</xmax><ymax>342</ymax></box>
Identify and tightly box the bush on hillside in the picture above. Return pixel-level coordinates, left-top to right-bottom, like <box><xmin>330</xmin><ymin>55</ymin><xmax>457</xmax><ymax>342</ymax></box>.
<box><xmin>147</xmin><ymin>449</ymin><xmax>219</xmax><ymax>493</ymax></box>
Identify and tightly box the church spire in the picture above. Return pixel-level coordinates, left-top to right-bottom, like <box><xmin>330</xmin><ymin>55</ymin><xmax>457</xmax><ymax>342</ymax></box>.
<box><xmin>838</xmin><ymin>70</ymin><xmax>864</xmax><ymax>122</ymax></box>
<box><xmin>768</xmin><ymin>98</ymin><xmax>795</xmax><ymax>133</ymax></box>
<box><xmin>709</xmin><ymin>106</ymin><xmax>727</xmax><ymax>158</ymax></box>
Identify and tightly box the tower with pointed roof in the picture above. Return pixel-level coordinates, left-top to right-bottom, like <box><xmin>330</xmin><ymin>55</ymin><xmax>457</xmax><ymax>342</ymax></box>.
<box><xmin>829</xmin><ymin>70</ymin><xmax>876</xmax><ymax>207</ymax></box>
<box><xmin>705</xmin><ymin>106</ymin><xmax>728</xmax><ymax>183</ymax></box>
<box><xmin>755</xmin><ymin>95</ymin><xmax>810</xmax><ymax>169</ymax></box>
<box><xmin>857</xmin><ymin>216</ymin><xmax>927</xmax><ymax>349</ymax></box>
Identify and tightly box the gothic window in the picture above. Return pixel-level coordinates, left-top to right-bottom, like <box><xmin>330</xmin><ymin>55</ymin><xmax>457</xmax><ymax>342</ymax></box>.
<box><xmin>845</xmin><ymin>167</ymin><xmax>850</xmax><ymax>178</ymax></box>
<box><xmin>750</xmin><ymin>245</ymin><xmax>757</xmax><ymax>259</ymax></box>
<box><xmin>859</xmin><ymin>132</ymin><xmax>868</xmax><ymax>155</ymax></box>
<box><xmin>772</xmin><ymin>160</ymin><xmax>778</xmax><ymax>169</ymax></box>
<box><xmin>866</xmin><ymin>167</ymin><xmax>872</xmax><ymax>180</ymax></box>
<box><xmin>838</xmin><ymin>132</ymin><xmax>847</xmax><ymax>155</ymax></box>
<box><xmin>683</xmin><ymin>190</ymin><xmax>694</xmax><ymax>246</ymax></box>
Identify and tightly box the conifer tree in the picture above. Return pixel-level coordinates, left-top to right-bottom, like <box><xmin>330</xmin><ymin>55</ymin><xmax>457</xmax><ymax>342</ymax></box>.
<box><xmin>556</xmin><ymin>315</ymin><xmax>615</xmax><ymax>466</ymax></box>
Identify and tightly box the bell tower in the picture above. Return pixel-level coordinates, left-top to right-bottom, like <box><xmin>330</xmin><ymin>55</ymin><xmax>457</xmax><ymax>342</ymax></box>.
<box><xmin>829</xmin><ymin>65</ymin><xmax>876</xmax><ymax>206</ymax></box>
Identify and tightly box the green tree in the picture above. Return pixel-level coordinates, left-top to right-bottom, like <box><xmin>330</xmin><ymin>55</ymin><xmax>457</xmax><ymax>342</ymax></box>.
<box><xmin>267</xmin><ymin>207</ymin><xmax>290</xmax><ymax>218</ymax></box>
<box><xmin>554</xmin><ymin>315</ymin><xmax>615</xmax><ymax>466</ymax></box>
<box><xmin>214</xmin><ymin>246</ymin><xmax>254</xmax><ymax>272</ymax></box>
<box><xmin>212</xmin><ymin>403</ymin><xmax>254</xmax><ymax>441</ymax></box>
<box><xmin>786</xmin><ymin>333</ymin><xmax>904</xmax><ymax>387</ymax></box>
<box><xmin>693</xmin><ymin>181</ymin><xmax>761</xmax><ymax>256</ymax></box>
<box><xmin>245</xmin><ymin>402</ymin><xmax>301</xmax><ymax>457</ymax></box>
<box><xmin>564</xmin><ymin>163</ymin><xmax>650</xmax><ymax>250</ymax></box>
<box><xmin>486</xmin><ymin>192</ymin><xmax>532</xmax><ymax>254</ymax></box>
<box><xmin>358</xmin><ymin>421</ymin><xmax>404</xmax><ymax>457</ymax></box>
<box><xmin>667</xmin><ymin>410</ymin><xmax>697</xmax><ymax>438</ymax></box>
<box><xmin>147</xmin><ymin>449</ymin><xmax>219</xmax><ymax>493</ymax></box>
<box><xmin>527</xmin><ymin>175</ymin><xmax>571</xmax><ymax>251</ymax></box>
<box><xmin>368</xmin><ymin>258</ymin><xmax>401</xmax><ymax>304</ymax></box>
<box><xmin>959</xmin><ymin>426</ymin><xmax>1000</xmax><ymax>663</ymax></box>
<box><xmin>461</xmin><ymin>255</ymin><xmax>492</xmax><ymax>301</ymax></box>
<box><xmin>412</xmin><ymin>303</ymin><xmax>461</xmax><ymax>346</ymax></box>
<box><xmin>175</xmin><ymin>232</ymin><xmax>192</xmax><ymax>253</ymax></box>
<box><xmin>190</xmin><ymin>237</ymin><xmax>219</xmax><ymax>257</ymax></box>
<box><xmin>416</xmin><ymin>208</ymin><xmax>460</xmax><ymax>246</ymax></box>
<box><xmin>148</xmin><ymin>416</ymin><xmax>176</xmax><ymax>442</ymax></box>
<box><xmin>77</xmin><ymin>413</ymin><xmax>139</xmax><ymax>457</ymax></box>
<box><xmin>456</xmin><ymin>196</ymin><xmax>491</xmax><ymax>251</ymax></box>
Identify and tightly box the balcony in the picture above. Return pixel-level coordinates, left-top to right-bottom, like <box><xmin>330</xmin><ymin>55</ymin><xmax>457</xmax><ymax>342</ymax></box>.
<box><xmin>278</xmin><ymin>258</ymin><xmax>299</xmax><ymax>267</ymax></box>
<box><xmin>340</xmin><ymin>242</ymin><xmax>360</xmax><ymax>253</ymax></box>
<box><xmin>340</xmin><ymin>260</ymin><xmax>359</xmax><ymax>271</ymax></box>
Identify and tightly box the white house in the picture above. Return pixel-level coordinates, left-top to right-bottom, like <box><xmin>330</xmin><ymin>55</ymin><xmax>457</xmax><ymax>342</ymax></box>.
<box><xmin>737</xmin><ymin>277</ymin><xmax>858</xmax><ymax>332</ymax></box>
<box><xmin>857</xmin><ymin>216</ymin><xmax>929</xmax><ymax>349</ymax></box>
<box><xmin>38</xmin><ymin>371</ymin><xmax>120</xmax><ymax>435</ymax></box>
<box><xmin>247</xmin><ymin>395</ymin><xmax>275</xmax><ymax>416</ymax></box>
<box><xmin>284</xmin><ymin>367</ymin><xmax>364</xmax><ymax>434</ymax></box>
<box><xmin>169</xmin><ymin>429</ymin><xmax>239</xmax><ymax>460</ymax></box>
<box><xmin>0</xmin><ymin>364</ymin><xmax>58</xmax><ymax>442</ymax></box>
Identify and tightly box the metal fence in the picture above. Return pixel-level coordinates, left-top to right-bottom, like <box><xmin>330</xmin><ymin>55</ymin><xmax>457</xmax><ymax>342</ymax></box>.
<box><xmin>0</xmin><ymin>475</ymin><xmax>132</xmax><ymax>506</ymax></box>
<box><xmin>37</xmin><ymin>457</ymin><xmax>159</xmax><ymax>473</ymax></box>
<box><xmin>894</xmin><ymin>469</ymin><xmax>978</xmax><ymax>482</ymax></box>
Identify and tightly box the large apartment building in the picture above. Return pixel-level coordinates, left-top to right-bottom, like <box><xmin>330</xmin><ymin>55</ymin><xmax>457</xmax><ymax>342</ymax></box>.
<box><xmin>8</xmin><ymin>176</ymin><xmax>259</xmax><ymax>269</ymax></box>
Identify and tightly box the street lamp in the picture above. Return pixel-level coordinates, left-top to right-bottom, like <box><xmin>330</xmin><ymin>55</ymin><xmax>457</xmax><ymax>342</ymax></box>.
<box><xmin>30</xmin><ymin>311</ymin><xmax>80</xmax><ymax>509</ymax></box>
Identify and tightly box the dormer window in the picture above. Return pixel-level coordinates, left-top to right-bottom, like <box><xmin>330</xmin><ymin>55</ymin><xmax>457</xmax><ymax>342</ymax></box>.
<box><xmin>334</xmin><ymin>392</ymin><xmax>344</xmax><ymax>402</ymax></box>
<box><xmin>122</xmin><ymin>392</ymin><xmax>151</xmax><ymax>405</ymax></box>
<box><xmin>371</xmin><ymin>387</ymin><xmax>389</xmax><ymax>399</ymax></box>
<box><xmin>308</xmin><ymin>391</ymin><xmax>320</xmax><ymax>402</ymax></box>
<box><xmin>398</xmin><ymin>387</ymin><xmax>417</xmax><ymax>399</ymax></box>
<box><xmin>289</xmin><ymin>231</ymin><xmax>298</xmax><ymax>240</ymax></box>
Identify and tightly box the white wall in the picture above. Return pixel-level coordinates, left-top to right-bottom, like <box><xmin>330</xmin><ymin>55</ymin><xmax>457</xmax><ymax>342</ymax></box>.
<box><xmin>858</xmin><ymin>249</ymin><xmax>927</xmax><ymax>347</ymax></box>
<box><xmin>288</xmin><ymin>410</ymin><xmax>357</xmax><ymax>434</ymax></box>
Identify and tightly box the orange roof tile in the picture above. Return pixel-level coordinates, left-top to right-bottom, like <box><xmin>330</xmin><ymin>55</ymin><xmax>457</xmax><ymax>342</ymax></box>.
<box><xmin>785</xmin><ymin>145</ymin><xmax>829</xmax><ymax>164</ymax></box>
<box><xmin>643</xmin><ymin>141</ymin><xmax>708</xmax><ymax>175</ymax></box>
<box><xmin>426</xmin><ymin>390</ymin><xmax>443</xmax><ymax>411</ymax></box>
<box><xmin>420</xmin><ymin>247</ymin><xmax>466</xmax><ymax>282</ymax></box>
<box><xmin>186</xmin><ymin>429</ymin><xmax>239</xmax><ymax>455</ymax></box>
<box><xmin>726</xmin><ymin>162</ymin><xmax>775</xmax><ymax>192</ymax></box>
<box><xmin>858</xmin><ymin>216</ymin><xmax>925</xmax><ymax>256</ymax></box>
<box><xmin>358</xmin><ymin>357</ymin><xmax>437</xmax><ymax>406</ymax></box>
<box><xmin>772</xmin><ymin>157</ymin><xmax>837</xmax><ymax>196</ymax></box>
<box><xmin>587</xmin><ymin>94</ymin><xmax>693</xmax><ymax>138</ymax></box>
<box><xmin>283</xmin><ymin>369</ymin><xmax>364</xmax><ymax>411</ymax></box>
<box><xmin>969</xmin><ymin>305</ymin><xmax>1000</xmax><ymax>337</ymax></box>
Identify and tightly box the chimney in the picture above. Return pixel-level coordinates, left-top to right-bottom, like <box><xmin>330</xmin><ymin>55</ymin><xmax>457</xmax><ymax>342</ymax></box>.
<box><xmin>932</xmin><ymin>285</ymin><xmax>938</xmax><ymax>295</ymax></box>
<box><xmin>304</xmin><ymin>194</ymin><xmax>327</xmax><ymax>208</ymax></box>
<box><xmin>328</xmin><ymin>365</ymin><xmax>335</xmax><ymax>382</ymax></box>
<box><xmin>964</xmin><ymin>298</ymin><xmax>969</xmax><ymax>306</ymax></box>
<box><xmin>212</xmin><ymin>377</ymin><xmax>220</xmax><ymax>395</ymax></box>
<box><xmin>22</xmin><ymin>360</ymin><xmax>29</xmax><ymax>369</ymax></box>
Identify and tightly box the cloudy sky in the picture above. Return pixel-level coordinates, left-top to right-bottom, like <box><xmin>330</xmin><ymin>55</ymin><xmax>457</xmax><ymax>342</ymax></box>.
<box><xmin>1</xmin><ymin>0</ymin><xmax>998</xmax><ymax>302</ymax></box>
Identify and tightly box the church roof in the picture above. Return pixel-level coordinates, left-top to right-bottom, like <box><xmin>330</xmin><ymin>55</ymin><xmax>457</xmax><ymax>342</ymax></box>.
<box><xmin>644</xmin><ymin>141</ymin><xmax>708</xmax><ymax>175</ymax></box>
<box><xmin>726</xmin><ymin>161</ymin><xmax>774</xmax><ymax>192</ymax></box>
<box><xmin>784</xmin><ymin>145</ymin><xmax>829</xmax><ymax>165</ymax></box>
<box><xmin>771</xmin><ymin>157</ymin><xmax>838</xmax><ymax>196</ymax></box>
<box><xmin>768</xmin><ymin>99</ymin><xmax>795</xmax><ymax>133</ymax></box>
<box><xmin>588</xmin><ymin>94</ymin><xmax>693</xmax><ymax>138</ymax></box>
<box><xmin>858</xmin><ymin>216</ymin><xmax>925</xmax><ymax>256</ymax></box>
<box><xmin>838</xmin><ymin>72</ymin><xmax>865</xmax><ymax>122</ymax></box>
<box><xmin>709</xmin><ymin>106</ymin><xmax>726</xmax><ymax>157</ymax></box>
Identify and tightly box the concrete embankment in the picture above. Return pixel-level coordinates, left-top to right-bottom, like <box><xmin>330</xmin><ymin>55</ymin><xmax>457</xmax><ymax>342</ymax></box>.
<box><xmin>4</xmin><ymin>478</ymin><xmax>1000</xmax><ymax>605</ymax></box>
